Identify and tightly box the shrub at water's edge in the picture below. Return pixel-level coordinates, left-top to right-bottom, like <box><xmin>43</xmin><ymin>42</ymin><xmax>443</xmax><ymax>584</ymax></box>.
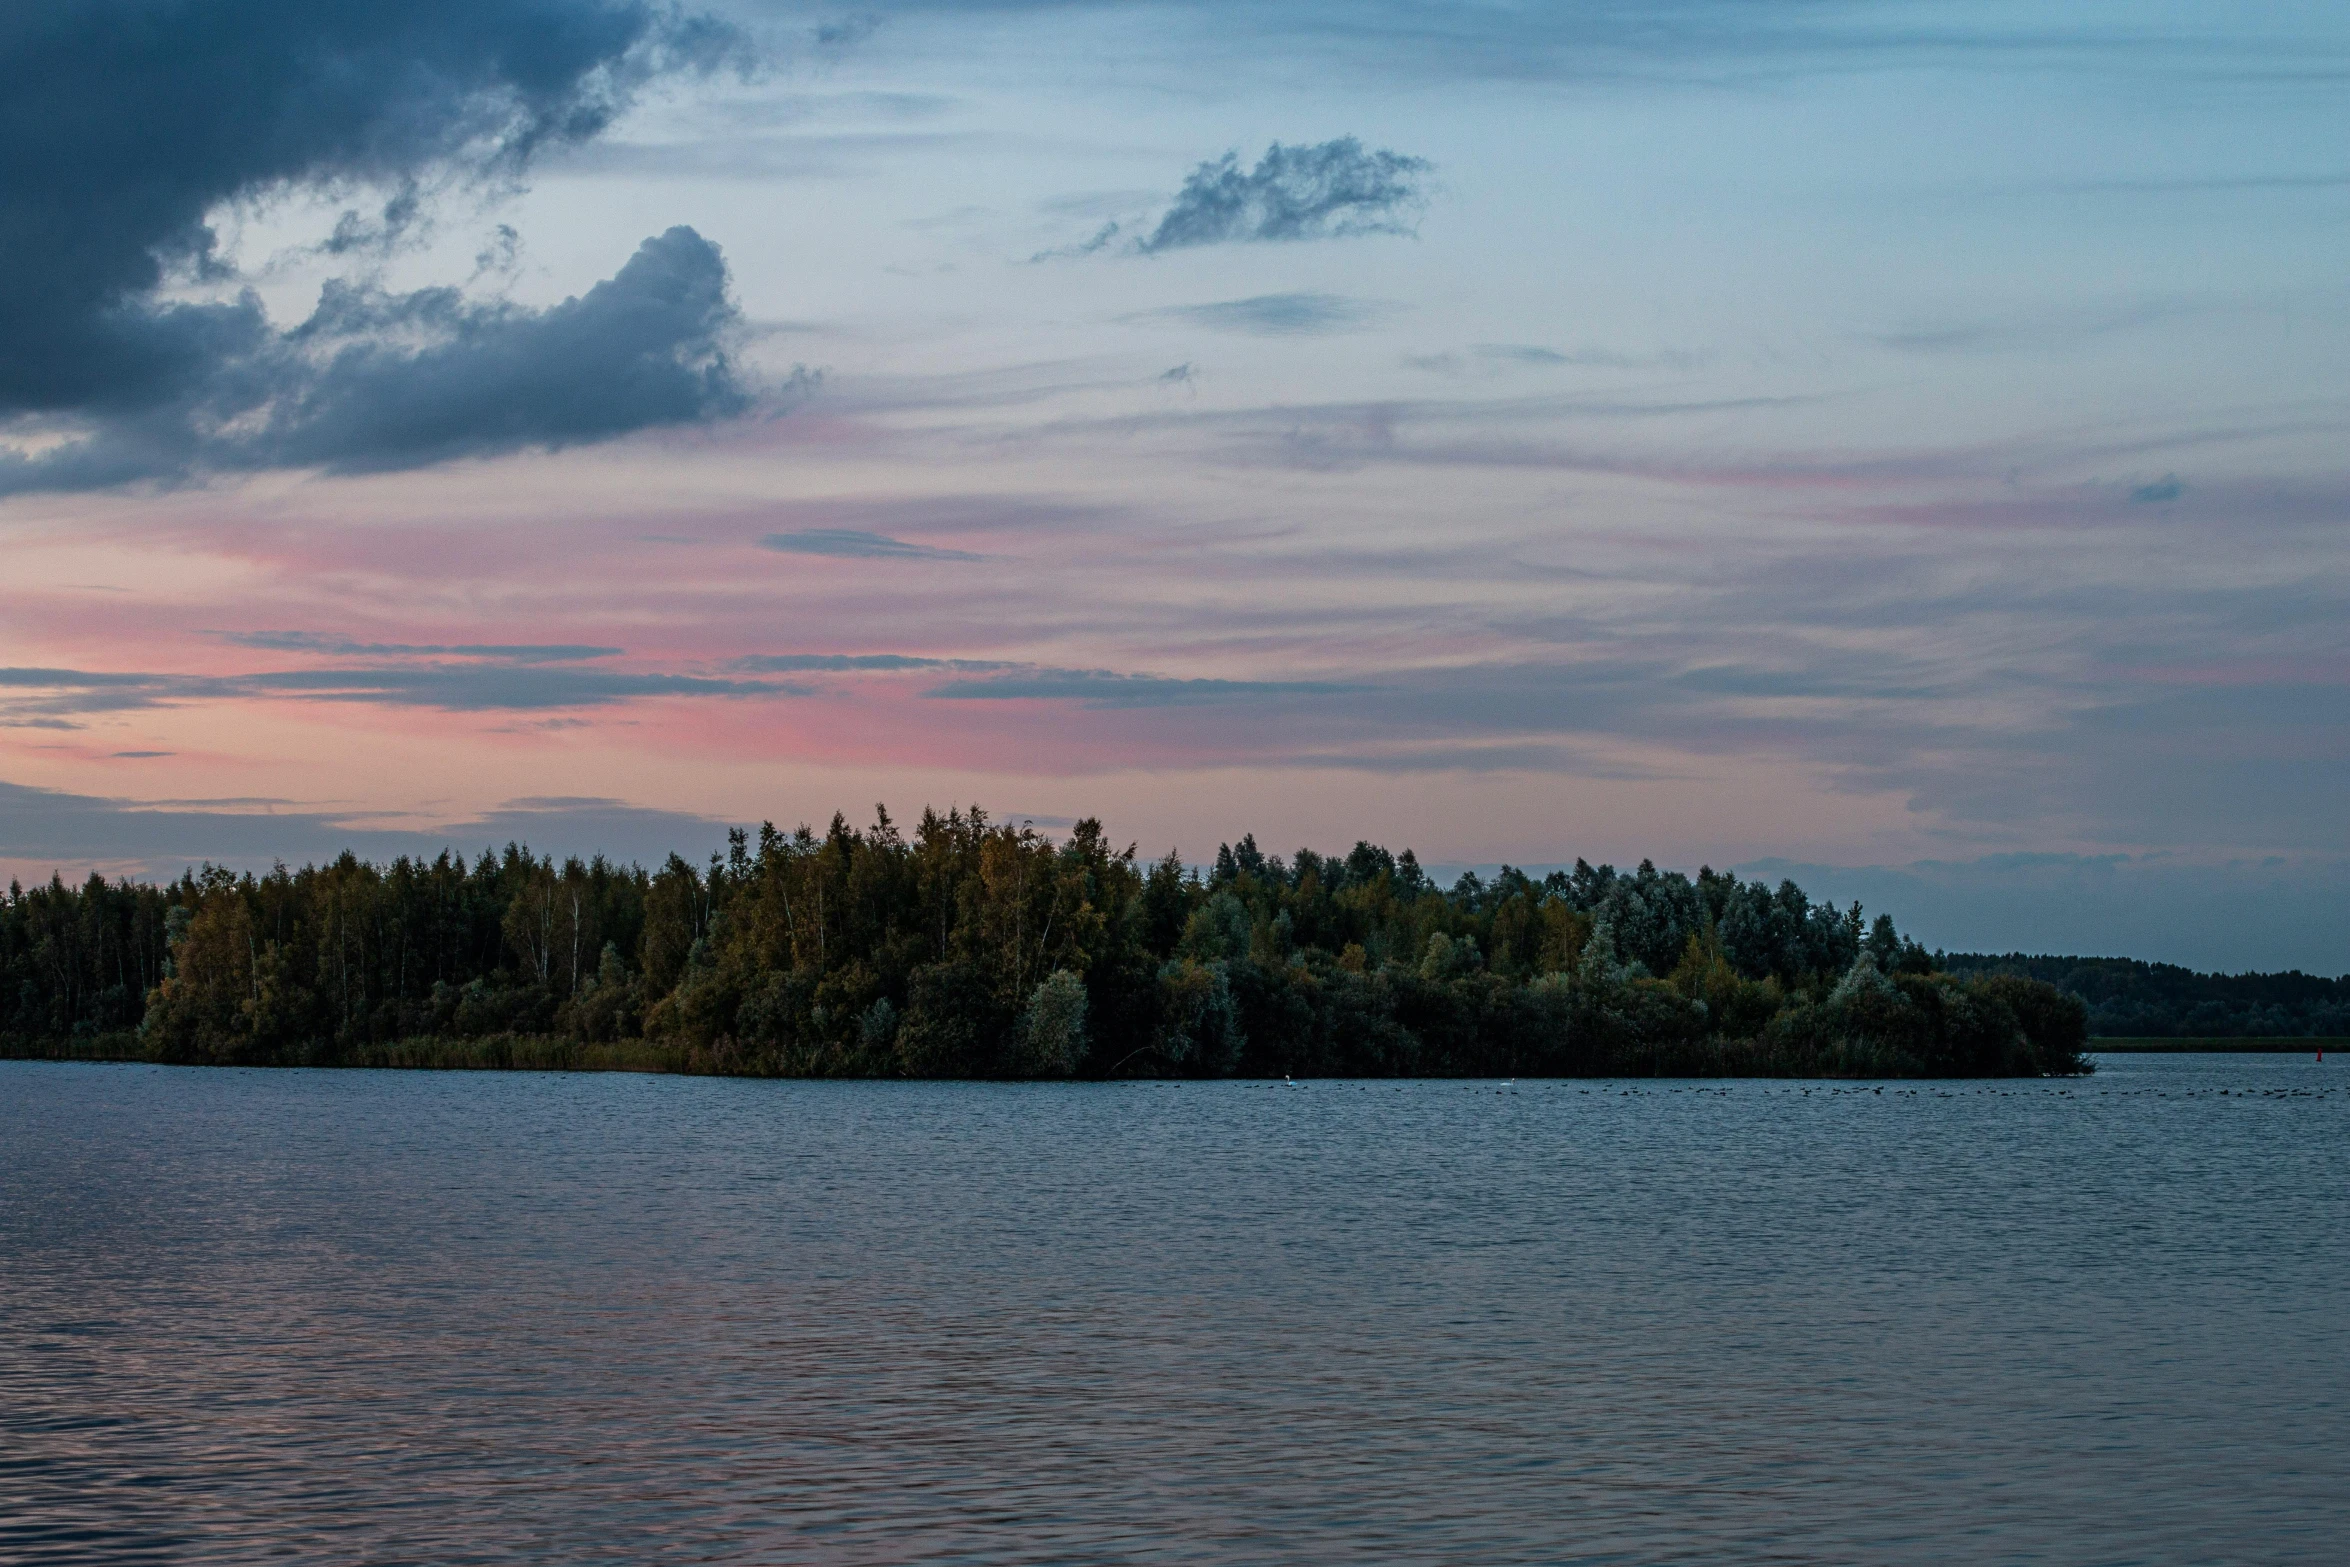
<box><xmin>1</xmin><ymin>809</ymin><xmax>2091</xmax><ymax>1078</ymax></box>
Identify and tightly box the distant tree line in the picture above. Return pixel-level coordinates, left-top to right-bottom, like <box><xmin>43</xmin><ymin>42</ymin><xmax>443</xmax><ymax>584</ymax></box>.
<box><xmin>1</xmin><ymin>807</ymin><xmax>2094</xmax><ymax>1077</ymax></box>
<box><xmin>1937</xmin><ymin>954</ymin><xmax>2348</xmax><ymax>1039</ymax></box>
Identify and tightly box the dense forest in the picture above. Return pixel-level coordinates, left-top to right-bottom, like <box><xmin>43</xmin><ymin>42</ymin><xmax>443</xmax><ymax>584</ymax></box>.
<box><xmin>1938</xmin><ymin>954</ymin><xmax>2348</xmax><ymax>1039</ymax></box>
<box><xmin>1</xmin><ymin>806</ymin><xmax>2095</xmax><ymax>1077</ymax></box>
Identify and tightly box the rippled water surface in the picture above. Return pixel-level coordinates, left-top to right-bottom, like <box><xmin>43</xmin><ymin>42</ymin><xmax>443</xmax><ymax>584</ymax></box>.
<box><xmin>2</xmin><ymin>1055</ymin><xmax>2344</xmax><ymax>1563</ymax></box>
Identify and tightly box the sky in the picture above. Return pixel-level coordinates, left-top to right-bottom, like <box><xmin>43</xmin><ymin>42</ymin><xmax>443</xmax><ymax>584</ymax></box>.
<box><xmin>1</xmin><ymin>1</ymin><xmax>2344</xmax><ymax>973</ymax></box>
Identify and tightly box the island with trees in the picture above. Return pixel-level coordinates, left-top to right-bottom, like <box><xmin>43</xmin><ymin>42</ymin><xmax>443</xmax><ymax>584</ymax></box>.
<box><xmin>3</xmin><ymin>806</ymin><xmax>2100</xmax><ymax>1077</ymax></box>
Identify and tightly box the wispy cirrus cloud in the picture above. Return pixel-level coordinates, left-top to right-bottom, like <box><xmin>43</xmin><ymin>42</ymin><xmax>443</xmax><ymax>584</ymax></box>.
<box><xmin>1130</xmin><ymin>292</ymin><xmax>1385</xmax><ymax>336</ymax></box>
<box><xmin>1281</xmin><ymin>741</ymin><xmax>1670</xmax><ymax>778</ymax></box>
<box><xmin>696</xmin><ymin>652</ymin><xmax>1368</xmax><ymax>710</ymax></box>
<box><xmin>1867</xmin><ymin>299</ymin><xmax>2198</xmax><ymax>357</ymax></box>
<box><xmin>0</xmin><ymin>659</ymin><xmax>798</xmax><ymax>721</ymax></box>
<box><xmin>761</xmin><ymin>529</ymin><xmax>984</xmax><ymax>560</ymax></box>
<box><xmin>922</xmin><ymin>667</ymin><xmax>1366</xmax><ymax>708</ymax></box>
<box><xmin>730</xmin><ymin>653</ymin><xmax>1013</xmax><ymax>673</ymax></box>
<box><xmin>0</xmin><ymin>666</ymin><xmax>222</xmax><ymax>723</ymax></box>
<box><xmin>1407</xmin><ymin>344</ymin><xmax>1709</xmax><ymax>374</ymax></box>
<box><xmin>876</xmin><ymin>1</ymin><xmax>2350</xmax><ymax>89</ymax></box>
<box><xmin>719</xmin><ymin>654</ymin><xmax>1358</xmax><ymax>709</ymax></box>
<box><xmin>241</xmin><ymin>665</ymin><xmax>797</xmax><ymax>711</ymax></box>
<box><xmin>220</xmin><ymin>632</ymin><xmax>624</xmax><ymax>661</ymax></box>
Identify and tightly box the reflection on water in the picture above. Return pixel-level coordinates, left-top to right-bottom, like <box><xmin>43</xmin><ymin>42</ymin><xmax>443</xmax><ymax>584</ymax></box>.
<box><xmin>1</xmin><ymin>1055</ymin><xmax>2343</xmax><ymax>1564</ymax></box>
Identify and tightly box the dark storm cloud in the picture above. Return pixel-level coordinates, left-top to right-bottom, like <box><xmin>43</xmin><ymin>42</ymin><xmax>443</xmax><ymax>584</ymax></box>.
<box><xmin>273</xmin><ymin>228</ymin><xmax>745</xmax><ymax>472</ymax></box>
<box><xmin>1136</xmin><ymin>138</ymin><xmax>1429</xmax><ymax>251</ymax></box>
<box><xmin>761</xmin><ymin>529</ymin><xmax>984</xmax><ymax>559</ymax></box>
<box><xmin>0</xmin><ymin>1</ymin><xmax>747</xmax><ymax>491</ymax></box>
<box><xmin>0</xmin><ymin>227</ymin><xmax>749</xmax><ymax>494</ymax></box>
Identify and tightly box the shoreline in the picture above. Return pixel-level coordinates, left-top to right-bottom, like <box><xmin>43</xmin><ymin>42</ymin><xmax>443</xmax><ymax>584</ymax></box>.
<box><xmin>2087</xmin><ymin>1038</ymin><xmax>2343</xmax><ymax>1053</ymax></box>
<box><xmin>0</xmin><ymin>1035</ymin><xmax>2220</xmax><ymax>1078</ymax></box>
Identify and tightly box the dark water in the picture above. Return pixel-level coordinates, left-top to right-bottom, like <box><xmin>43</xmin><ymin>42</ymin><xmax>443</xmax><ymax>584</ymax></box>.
<box><xmin>1</xmin><ymin>1056</ymin><xmax>2343</xmax><ymax>1565</ymax></box>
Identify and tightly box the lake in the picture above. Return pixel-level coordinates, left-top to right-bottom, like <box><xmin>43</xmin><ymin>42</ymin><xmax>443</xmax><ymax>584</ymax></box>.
<box><xmin>2</xmin><ymin>1055</ymin><xmax>2342</xmax><ymax>1563</ymax></box>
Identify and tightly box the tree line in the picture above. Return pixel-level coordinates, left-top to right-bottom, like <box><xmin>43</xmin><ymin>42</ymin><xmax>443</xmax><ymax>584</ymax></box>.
<box><xmin>1937</xmin><ymin>953</ymin><xmax>2347</xmax><ymax>1039</ymax></box>
<box><xmin>1</xmin><ymin>806</ymin><xmax>2094</xmax><ymax>1077</ymax></box>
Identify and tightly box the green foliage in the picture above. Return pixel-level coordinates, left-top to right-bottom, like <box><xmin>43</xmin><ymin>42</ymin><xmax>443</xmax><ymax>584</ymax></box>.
<box><xmin>1968</xmin><ymin>972</ymin><xmax>2092</xmax><ymax>1073</ymax></box>
<box><xmin>1012</xmin><ymin>970</ymin><xmax>1088</xmax><ymax>1079</ymax></box>
<box><xmin>0</xmin><ymin>810</ymin><xmax>2102</xmax><ymax>1078</ymax></box>
<box><xmin>1178</xmin><ymin>891</ymin><xmax>1252</xmax><ymax>963</ymax></box>
<box><xmin>1152</xmin><ymin>957</ymin><xmax>1243</xmax><ymax>1074</ymax></box>
<box><xmin>898</xmin><ymin>960</ymin><xmax>1009</xmax><ymax>1077</ymax></box>
<box><xmin>1764</xmin><ymin>954</ymin><xmax>2092</xmax><ymax>1077</ymax></box>
<box><xmin>1937</xmin><ymin>952</ymin><xmax>2345</xmax><ymax>1039</ymax></box>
